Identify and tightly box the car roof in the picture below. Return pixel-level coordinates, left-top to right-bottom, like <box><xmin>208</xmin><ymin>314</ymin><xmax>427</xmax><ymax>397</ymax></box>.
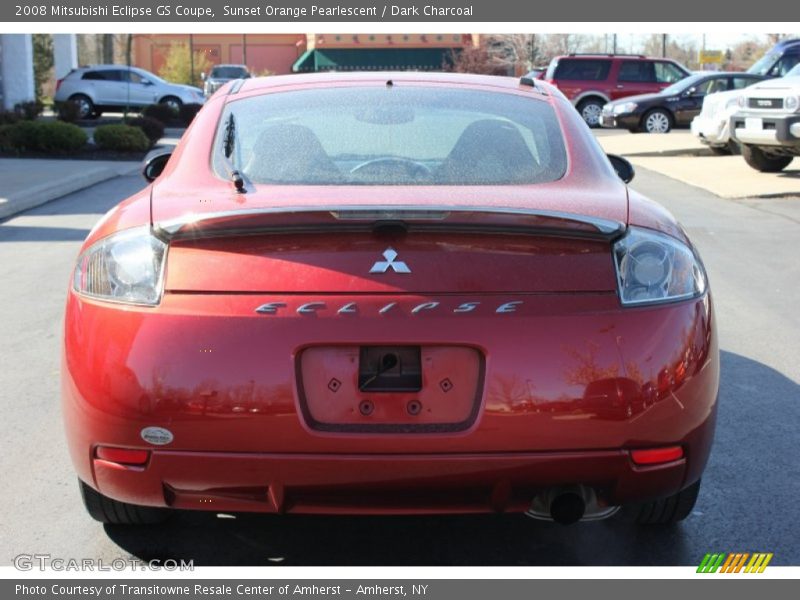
<box><xmin>553</xmin><ymin>54</ymin><xmax>651</xmax><ymax>60</ymax></box>
<box><xmin>235</xmin><ymin>71</ymin><xmax>553</xmax><ymax>96</ymax></box>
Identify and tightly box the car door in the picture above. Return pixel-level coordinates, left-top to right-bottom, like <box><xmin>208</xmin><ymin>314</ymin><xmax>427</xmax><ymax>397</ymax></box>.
<box><xmin>614</xmin><ymin>61</ymin><xmax>656</xmax><ymax>99</ymax></box>
<box><xmin>673</xmin><ymin>77</ymin><xmax>730</xmax><ymax>125</ymax></box>
<box><xmin>123</xmin><ymin>69</ymin><xmax>158</xmax><ymax>107</ymax></box>
<box><xmin>80</xmin><ymin>70</ymin><xmax>119</xmax><ymax>106</ymax></box>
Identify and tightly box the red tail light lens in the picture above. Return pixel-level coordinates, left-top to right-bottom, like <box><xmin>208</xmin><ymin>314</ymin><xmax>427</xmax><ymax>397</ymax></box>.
<box><xmin>630</xmin><ymin>446</ymin><xmax>684</xmax><ymax>465</ymax></box>
<box><xmin>95</xmin><ymin>447</ymin><xmax>150</xmax><ymax>466</ymax></box>
<box><xmin>55</xmin><ymin>79</ymin><xmax>63</xmax><ymax>93</ymax></box>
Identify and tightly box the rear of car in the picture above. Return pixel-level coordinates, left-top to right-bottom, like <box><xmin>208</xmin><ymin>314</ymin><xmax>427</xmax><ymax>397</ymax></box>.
<box><xmin>63</xmin><ymin>74</ymin><xmax>718</xmax><ymax>526</ymax></box>
<box><xmin>544</xmin><ymin>55</ymin><xmax>689</xmax><ymax>126</ymax></box>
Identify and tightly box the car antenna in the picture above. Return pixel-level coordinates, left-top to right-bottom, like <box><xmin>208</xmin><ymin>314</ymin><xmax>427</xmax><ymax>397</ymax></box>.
<box><xmin>223</xmin><ymin>113</ymin><xmax>246</xmax><ymax>193</ymax></box>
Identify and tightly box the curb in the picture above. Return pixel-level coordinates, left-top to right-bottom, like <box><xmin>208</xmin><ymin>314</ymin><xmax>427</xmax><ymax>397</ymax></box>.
<box><xmin>0</xmin><ymin>164</ymin><xmax>139</xmax><ymax>221</ymax></box>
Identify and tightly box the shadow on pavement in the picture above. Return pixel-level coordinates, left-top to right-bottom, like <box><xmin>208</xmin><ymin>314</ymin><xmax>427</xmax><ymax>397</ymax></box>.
<box><xmin>102</xmin><ymin>350</ymin><xmax>799</xmax><ymax>566</ymax></box>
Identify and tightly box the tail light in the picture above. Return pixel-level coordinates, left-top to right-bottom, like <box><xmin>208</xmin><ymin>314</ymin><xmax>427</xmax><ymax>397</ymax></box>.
<box><xmin>630</xmin><ymin>446</ymin><xmax>684</xmax><ymax>466</ymax></box>
<box><xmin>55</xmin><ymin>79</ymin><xmax>64</xmax><ymax>93</ymax></box>
<box><xmin>95</xmin><ymin>446</ymin><xmax>150</xmax><ymax>466</ymax></box>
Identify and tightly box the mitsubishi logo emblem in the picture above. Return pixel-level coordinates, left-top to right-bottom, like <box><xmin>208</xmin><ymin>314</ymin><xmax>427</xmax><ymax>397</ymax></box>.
<box><xmin>369</xmin><ymin>248</ymin><xmax>411</xmax><ymax>274</ymax></box>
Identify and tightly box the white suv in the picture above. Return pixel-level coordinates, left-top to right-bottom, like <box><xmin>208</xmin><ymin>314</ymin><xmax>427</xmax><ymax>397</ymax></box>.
<box><xmin>730</xmin><ymin>64</ymin><xmax>800</xmax><ymax>171</ymax></box>
<box><xmin>54</xmin><ymin>65</ymin><xmax>205</xmax><ymax>119</ymax></box>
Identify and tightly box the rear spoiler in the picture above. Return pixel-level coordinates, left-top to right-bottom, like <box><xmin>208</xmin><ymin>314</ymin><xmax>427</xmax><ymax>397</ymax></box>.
<box><xmin>153</xmin><ymin>206</ymin><xmax>626</xmax><ymax>242</ymax></box>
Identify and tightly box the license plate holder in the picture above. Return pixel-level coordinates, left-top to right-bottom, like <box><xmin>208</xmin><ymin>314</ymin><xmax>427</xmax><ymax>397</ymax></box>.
<box><xmin>745</xmin><ymin>117</ymin><xmax>763</xmax><ymax>130</ymax></box>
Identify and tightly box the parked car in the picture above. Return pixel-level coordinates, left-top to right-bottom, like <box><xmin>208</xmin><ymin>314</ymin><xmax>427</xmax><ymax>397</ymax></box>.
<box><xmin>63</xmin><ymin>72</ymin><xmax>717</xmax><ymax>527</ymax></box>
<box><xmin>202</xmin><ymin>63</ymin><xmax>251</xmax><ymax>97</ymax></box>
<box><xmin>55</xmin><ymin>65</ymin><xmax>205</xmax><ymax>119</ymax></box>
<box><xmin>601</xmin><ymin>71</ymin><xmax>765</xmax><ymax>134</ymax></box>
<box><xmin>544</xmin><ymin>54</ymin><xmax>690</xmax><ymax>126</ymax></box>
<box><xmin>730</xmin><ymin>63</ymin><xmax>800</xmax><ymax>172</ymax></box>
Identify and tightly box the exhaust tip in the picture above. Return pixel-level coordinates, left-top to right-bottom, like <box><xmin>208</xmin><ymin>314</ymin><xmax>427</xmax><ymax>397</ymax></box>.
<box><xmin>550</xmin><ymin>491</ymin><xmax>586</xmax><ymax>525</ymax></box>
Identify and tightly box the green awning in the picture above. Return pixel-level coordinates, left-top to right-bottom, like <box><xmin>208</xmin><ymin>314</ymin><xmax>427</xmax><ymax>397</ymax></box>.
<box><xmin>292</xmin><ymin>48</ymin><xmax>458</xmax><ymax>73</ymax></box>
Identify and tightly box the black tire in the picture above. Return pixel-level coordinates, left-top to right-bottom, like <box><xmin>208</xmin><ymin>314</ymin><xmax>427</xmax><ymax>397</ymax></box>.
<box><xmin>628</xmin><ymin>479</ymin><xmax>701</xmax><ymax>525</ymax></box>
<box><xmin>68</xmin><ymin>94</ymin><xmax>95</xmax><ymax>120</ymax></box>
<box><xmin>642</xmin><ymin>108</ymin><xmax>673</xmax><ymax>134</ymax></box>
<box><xmin>79</xmin><ymin>480</ymin><xmax>169</xmax><ymax>525</ymax></box>
<box><xmin>741</xmin><ymin>144</ymin><xmax>794</xmax><ymax>172</ymax></box>
<box><xmin>709</xmin><ymin>145</ymin><xmax>732</xmax><ymax>156</ymax></box>
<box><xmin>159</xmin><ymin>95</ymin><xmax>183</xmax><ymax>115</ymax></box>
<box><xmin>577</xmin><ymin>98</ymin><xmax>605</xmax><ymax>128</ymax></box>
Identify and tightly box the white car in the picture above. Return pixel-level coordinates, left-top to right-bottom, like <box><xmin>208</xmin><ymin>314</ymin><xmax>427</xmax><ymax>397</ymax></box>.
<box><xmin>690</xmin><ymin>88</ymin><xmax>748</xmax><ymax>154</ymax></box>
<box><xmin>54</xmin><ymin>65</ymin><xmax>205</xmax><ymax>120</ymax></box>
<box><xmin>729</xmin><ymin>64</ymin><xmax>800</xmax><ymax>172</ymax></box>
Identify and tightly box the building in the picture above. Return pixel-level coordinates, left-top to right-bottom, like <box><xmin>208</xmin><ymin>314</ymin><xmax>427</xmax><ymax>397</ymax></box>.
<box><xmin>132</xmin><ymin>33</ymin><xmax>476</xmax><ymax>78</ymax></box>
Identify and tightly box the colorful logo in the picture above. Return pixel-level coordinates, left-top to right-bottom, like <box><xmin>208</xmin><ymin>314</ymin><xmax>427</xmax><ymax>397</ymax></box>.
<box><xmin>697</xmin><ymin>553</ymin><xmax>773</xmax><ymax>573</ymax></box>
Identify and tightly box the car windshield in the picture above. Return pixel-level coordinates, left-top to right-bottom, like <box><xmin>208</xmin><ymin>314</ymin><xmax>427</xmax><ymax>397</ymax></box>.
<box><xmin>214</xmin><ymin>86</ymin><xmax>568</xmax><ymax>186</ymax></box>
<box><xmin>212</xmin><ymin>66</ymin><xmax>248</xmax><ymax>79</ymax></box>
<box><xmin>662</xmin><ymin>74</ymin><xmax>706</xmax><ymax>96</ymax></box>
<box><xmin>748</xmin><ymin>51</ymin><xmax>781</xmax><ymax>75</ymax></box>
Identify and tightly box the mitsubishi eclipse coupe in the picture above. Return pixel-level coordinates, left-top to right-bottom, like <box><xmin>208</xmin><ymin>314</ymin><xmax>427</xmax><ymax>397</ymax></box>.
<box><xmin>63</xmin><ymin>72</ymin><xmax>718</xmax><ymax>527</ymax></box>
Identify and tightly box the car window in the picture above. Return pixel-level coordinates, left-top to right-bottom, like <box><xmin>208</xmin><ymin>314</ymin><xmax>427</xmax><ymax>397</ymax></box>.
<box><xmin>618</xmin><ymin>61</ymin><xmax>656</xmax><ymax>83</ymax></box>
<box><xmin>82</xmin><ymin>71</ymin><xmax>109</xmax><ymax>81</ymax></box>
<box><xmin>215</xmin><ymin>86</ymin><xmax>568</xmax><ymax>186</ymax></box>
<box><xmin>125</xmin><ymin>71</ymin><xmax>147</xmax><ymax>84</ymax></box>
<box><xmin>552</xmin><ymin>59</ymin><xmax>611</xmax><ymax>81</ymax></box>
<box><xmin>694</xmin><ymin>78</ymin><xmax>729</xmax><ymax>95</ymax></box>
<box><xmin>732</xmin><ymin>77</ymin><xmax>758</xmax><ymax>89</ymax></box>
<box><xmin>654</xmin><ymin>62</ymin><xmax>686</xmax><ymax>84</ymax></box>
<box><xmin>211</xmin><ymin>66</ymin><xmax>248</xmax><ymax>79</ymax></box>
<box><xmin>770</xmin><ymin>54</ymin><xmax>800</xmax><ymax>77</ymax></box>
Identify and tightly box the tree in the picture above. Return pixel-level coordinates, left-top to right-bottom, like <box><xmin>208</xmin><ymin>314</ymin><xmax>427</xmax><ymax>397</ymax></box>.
<box><xmin>484</xmin><ymin>34</ymin><xmax>540</xmax><ymax>75</ymax></box>
<box><xmin>32</xmin><ymin>34</ymin><xmax>53</xmax><ymax>102</ymax></box>
<box><xmin>447</xmin><ymin>42</ymin><xmax>508</xmax><ymax>76</ymax></box>
<box><xmin>157</xmin><ymin>41</ymin><xmax>211</xmax><ymax>87</ymax></box>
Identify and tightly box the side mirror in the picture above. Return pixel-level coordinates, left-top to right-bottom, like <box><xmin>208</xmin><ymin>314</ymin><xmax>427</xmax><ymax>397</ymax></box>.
<box><xmin>200</xmin><ymin>72</ymin><xmax>207</xmax><ymax>81</ymax></box>
<box><xmin>143</xmin><ymin>152</ymin><xmax>172</xmax><ymax>182</ymax></box>
<box><xmin>607</xmin><ymin>154</ymin><xmax>635</xmax><ymax>183</ymax></box>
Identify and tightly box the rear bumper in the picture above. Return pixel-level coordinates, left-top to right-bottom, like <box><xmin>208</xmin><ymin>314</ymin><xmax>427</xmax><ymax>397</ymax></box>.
<box><xmin>63</xmin><ymin>291</ymin><xmax>719</xmax><ymax>514</ymax></box>
<box><xmin>90</xmin><ymin>447</ymin><xmax>698</xmax><ymax>514</ymax></box>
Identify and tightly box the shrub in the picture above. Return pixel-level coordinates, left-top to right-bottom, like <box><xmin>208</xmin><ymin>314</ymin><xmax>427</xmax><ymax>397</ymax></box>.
<box><xmin>15</xmin><ymin>101</ymin><xmax>44</xmax><ymax>120</ymax></box>
<box><xmin>125</xmin><ymin>116</ymin><xmax>164</xmax><ymax>147</ymax></box>
<box><xmin>179</xmin><ymin>103</ymin><xmax>202</xmax><ymax>126</ymax></box>
<box><xmin>0</xmin><ymin>111</ymin><xmax>21</xmax><ymax>126</ymax></box>
<box><xmin>56</xmin><ymin>100</ymin><xmax>82</xmax><ymax>123</ymax></box>
<box><xmin>36</xmin><ymin>121</ymin><xmax>88</xmax><ymax>153</ymax></box>
<box><xmin>0</xmin><ymin>120</ymin><xmax>86</xmax><ymax>154</ymax></box>
<box><xmin>93</xmin><ymin>124</ymin><xmax>150</xmax><ymax>152</ymax></box>
<box><xmin>142</xmin><ymin>102</ymin><xmax>178</xmax><ymax>125</ymax></box>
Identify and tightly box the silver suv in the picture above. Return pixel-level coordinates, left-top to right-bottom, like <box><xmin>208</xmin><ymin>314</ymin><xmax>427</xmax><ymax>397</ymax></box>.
<box><xmin>54</xmin><ymin>65</ymin><xmax>205</xmax><ymax>119</ymax></box>
<box><xmin>202</xmin><ymin>64</ymin><xmax>251</xmax><ymax>98</ymax></box>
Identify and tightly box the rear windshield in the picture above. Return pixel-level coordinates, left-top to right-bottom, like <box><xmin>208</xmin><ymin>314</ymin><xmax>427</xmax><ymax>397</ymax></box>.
<box><xmin>213</xmin><ymin>86</ymin><xmax>568</xmax><ymax>186</ymax></box>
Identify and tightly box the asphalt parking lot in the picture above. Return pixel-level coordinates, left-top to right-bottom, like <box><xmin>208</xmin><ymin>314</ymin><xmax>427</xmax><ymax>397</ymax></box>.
<box><xmin>1</xmin><ymin>142</ymin><xmax>799</xmax><ymax>566</ymax></box>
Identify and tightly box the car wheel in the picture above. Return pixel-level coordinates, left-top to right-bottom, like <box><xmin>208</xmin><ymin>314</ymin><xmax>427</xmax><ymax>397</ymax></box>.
<box><xmin>643</xmin><ymin>109</ymin><xmax>672</xmax><ymax>134</ymax></box>
<box><xmin>79</xmin><ymin>480</ymin><xmax>169</xmax><ymax>525</ymax></box>
<box><xmin>159</xmin><ymin>96</ymin><xmax>183</xmax><ymax>115</ymax></box>
<box><xmin>741</xmin><ymin>144</ymin><xmax>794</xmax><ymax>172</ymax></box>
<box><xmin>627</xmin><ymin>480</ymin><xmax>701</xmax><ymax>525</ymax></box>
<box><xmin>577</xmin><ymin>99</ymin><xmax>604</xmax><ymax>128</ymax></box>
<box><xmin>68</xmin><ymin>94</ymin><xmax>94</xmax><ymax>120</ymax></box>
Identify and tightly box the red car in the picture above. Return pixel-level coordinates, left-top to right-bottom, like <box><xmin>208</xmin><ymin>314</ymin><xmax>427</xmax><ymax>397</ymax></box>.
<box><xmin>63</xmin><ymin>72</ymin><xmax>718</xmax><ymax>528</ymax></box>
<box><xmin>544</xmin><ymin>54</ymin><xmax>690</xmax><ymax>126</ymax></box>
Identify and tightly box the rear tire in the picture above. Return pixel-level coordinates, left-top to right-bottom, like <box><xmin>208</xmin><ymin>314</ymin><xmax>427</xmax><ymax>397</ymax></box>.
<box><xmin>741</xmin><ymin>144</ymin><xmax>794</xmax><ymax>172</ymax></box>
<box><xmin>628</xmin><ymin>480</ymin><xmax>701</xmax><ymax>525</ymax></box>
<box><xmin>577</xmin><ymin>98</ymin><xmax>605</xmax><ymax>128</ymax></box>
<box><xmin>79</xmin><ymin>480</ymin><xmax>169</xmax><ymax>525</ymax></box>
<box><xmin>68</xmin><ymin>94</ymin><xmax>94</xmax><ymax>120</ymax></box>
